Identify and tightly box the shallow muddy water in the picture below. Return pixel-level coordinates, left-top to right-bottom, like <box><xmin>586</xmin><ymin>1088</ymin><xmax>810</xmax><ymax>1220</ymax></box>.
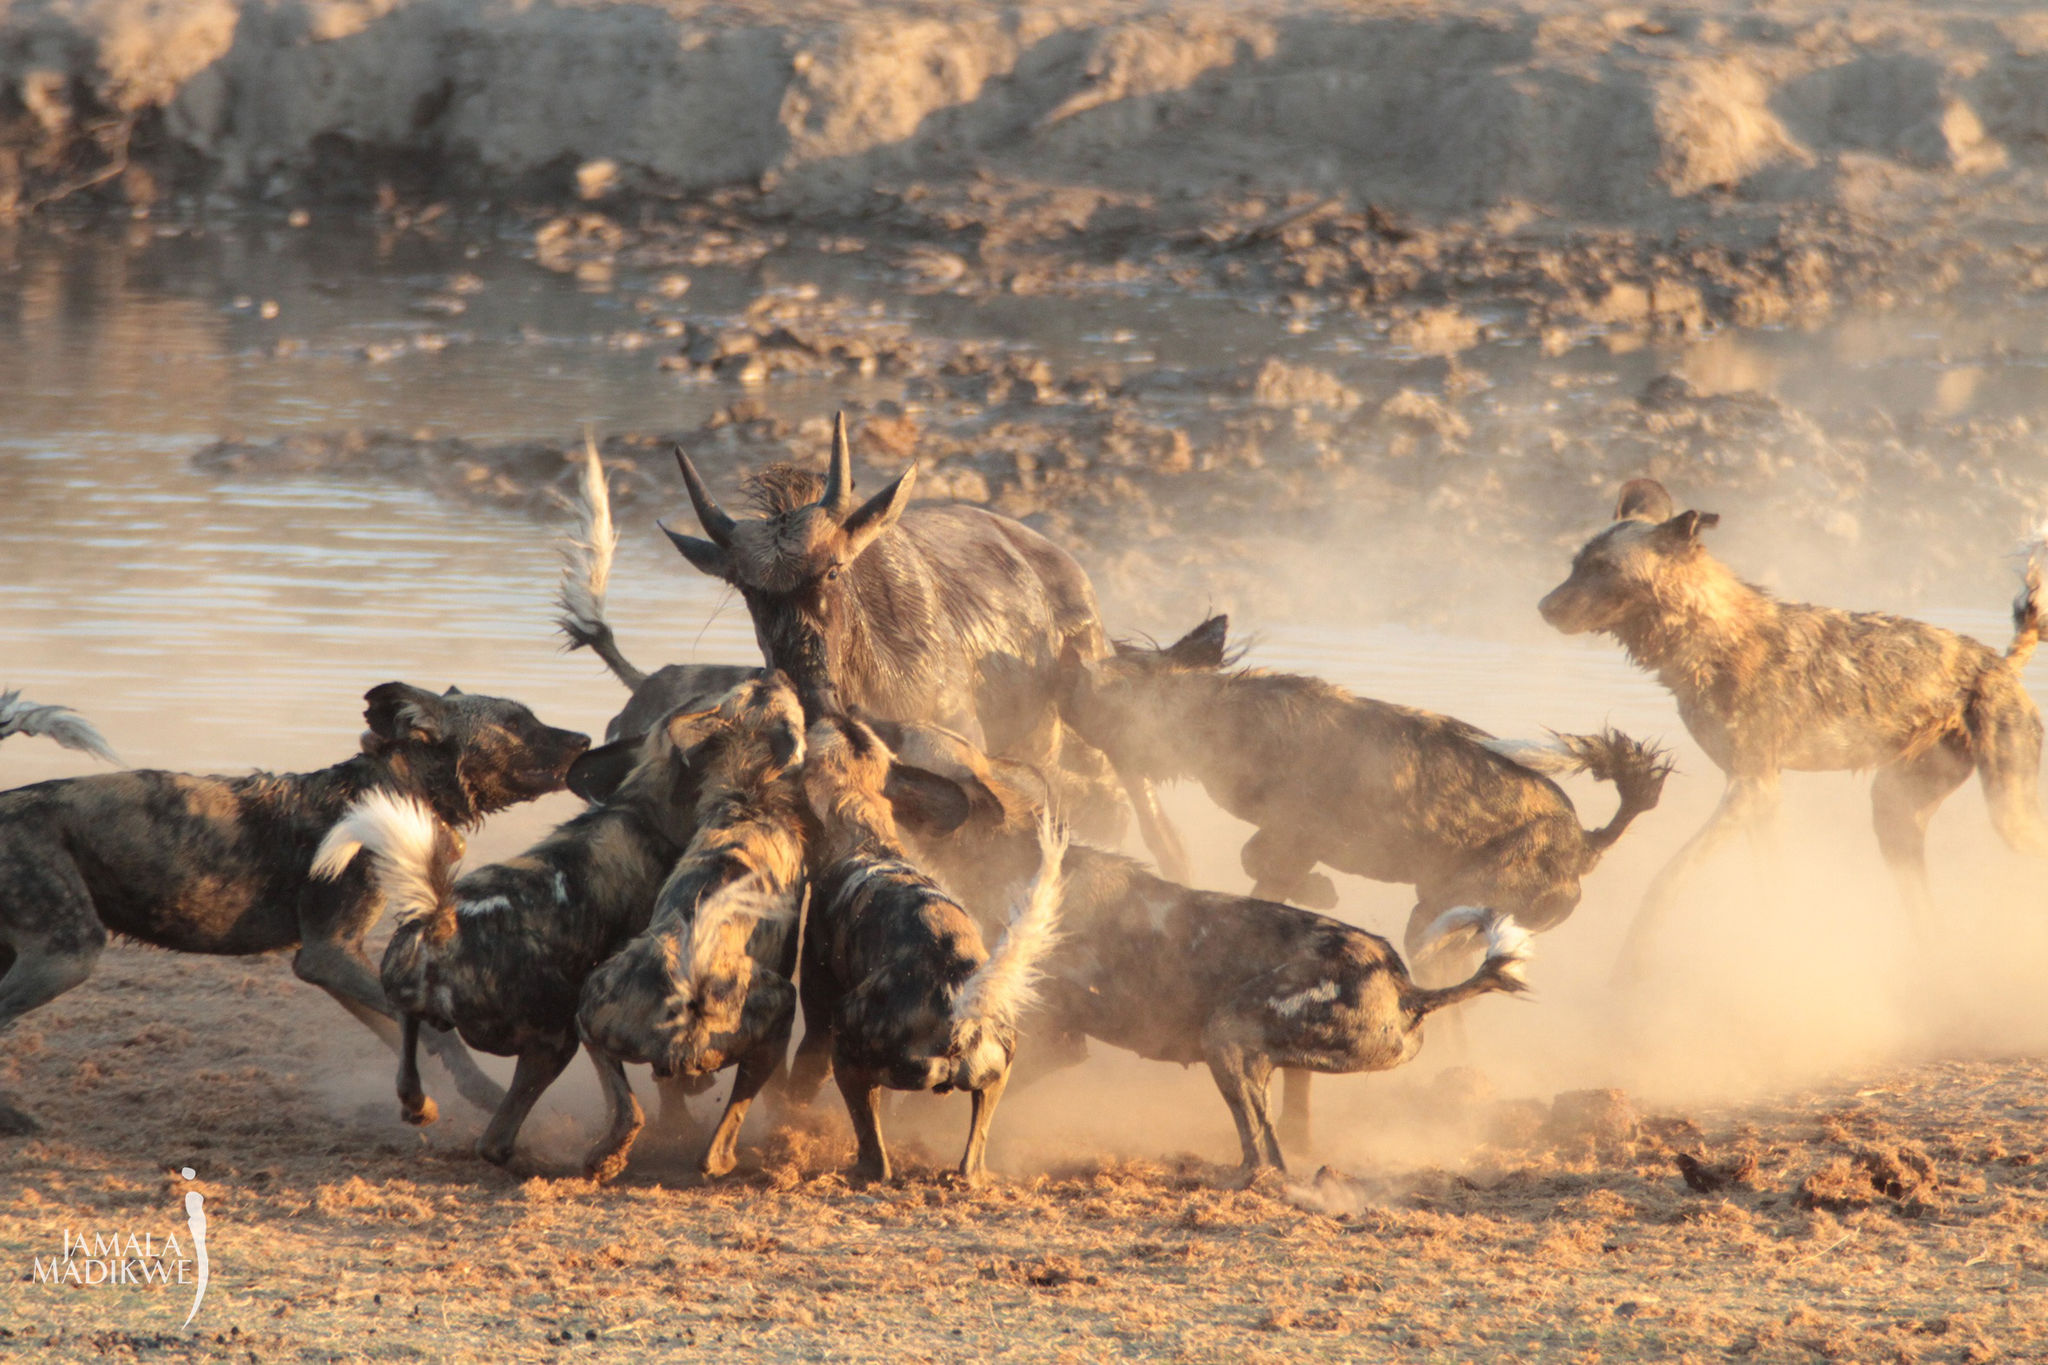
<box><xmin>4</xmin><ymin>223</ymin><xmax>2047</xmax><ymax>1118</ymax></box>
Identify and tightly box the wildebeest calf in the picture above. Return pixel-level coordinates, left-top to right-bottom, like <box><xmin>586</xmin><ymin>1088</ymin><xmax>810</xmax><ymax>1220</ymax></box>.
<box><xmin>1541</xmin><ymin>477</ymin><xmax>2048</xmax><ymax>976</ymax></box>
<box><xmin>314</xmin><ymin>701</ymin><xmax>737</xmax><ymax>1181</ymax></box>
<box><xmin>790</xmin><ymin>714</ymin><xmax>1063</xmax><ymax>1185</ymax></box>
<box><xmin>885</xmin><ymin>723</ymin><xmax>1532</xmax><ymax>1175</ymax></box>
<box><xmin>576</xmin><ymin>673</ymin><xmax>810</xmax><ymax>1179</ymax></box>
<box><xmin>0</xmin><ymin>690</ymin><xmax>120</xmax><ymax>766</ymax></box>
<box><xmin>0</xmin><ymin>683</ymin><xmax>586</xmax><ymax>1134</ymax></box>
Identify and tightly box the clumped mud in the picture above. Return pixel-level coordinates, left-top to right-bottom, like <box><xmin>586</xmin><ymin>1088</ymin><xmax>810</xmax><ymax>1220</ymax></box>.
<box><xmin>4</xmin><ymin>945</ymin><xmax>2045</xmax><ymax>1362</ymax></box>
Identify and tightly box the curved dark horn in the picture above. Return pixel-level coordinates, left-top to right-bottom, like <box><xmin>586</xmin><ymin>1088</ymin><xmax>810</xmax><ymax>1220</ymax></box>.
<box><xmin>672</xmin><ymin>446</ymin><xmax>736</xmax><ymax>547</ymax></box>
<box><xmin>822</xmin><ymin>412</ymin><xmax>855</xmax><ymax>516</ymax></box>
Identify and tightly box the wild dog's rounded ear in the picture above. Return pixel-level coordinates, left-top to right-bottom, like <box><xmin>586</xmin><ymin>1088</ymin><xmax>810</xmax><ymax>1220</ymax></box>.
<box><xmin>839</xmin><ymin>465</ymin><xmax>916</xmax><ymax>561</ymax></box>
<box><xmin>1613</xmin><ymin>478</ymin><xmax>1675</xmax><ymax>523</ymax></box>
<box><xmin>663</xmin><ymin>705</ymin><xmax>726</xmax><ymax>753</ymax></box>
<box><xmin>1654</xmin><ymin>509</ymin><xmax>1720</xmax><ymax>546</ymax></box>
<box><xmin>364</xmin><ymin>682</ymin><xmax>447</xmax><ymax>745</ymax></box>
<box><xmin>881</xmin><ymin>763</ymin><xmax>974</xmax><ymax>837</ymax></box>
<box><xmin>660</xmin><ymin>521</ymin><xmax>734</xmax><ymax>580</ymax></box>
<box><xmin>567</xmin><ymin>736</ymin><xmax>643</xmax><ymax>803</ymax></box>
<box><xmin>1164</xmin><ymin>615</ymin><xmax>1230</xmax><ymax>669</ymax></box>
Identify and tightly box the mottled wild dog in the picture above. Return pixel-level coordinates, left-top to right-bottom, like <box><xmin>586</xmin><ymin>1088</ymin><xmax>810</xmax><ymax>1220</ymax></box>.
<box><xmin>661</xmin><ymin>415</ymin><xmax>1169</xmax><ymax>874</ymax></box>
<box><xmin>0</xmin><ymin>684</ymin><xmax>585</xmax><ymax>1134</ymax></box>
<box><xmin>1057</xmin><ymin>614</ymin><xmax>1665</xmax><ymax>1144</ymax></box>
<box><xmin>552</xmin><ymin>437</ymin><xmax>758</xmax><ymax>749</ymax></box>
<box><xmin>883</xmin><ymin>722</ymin><xmax>1532</xmax><ymax>1175</ymax></box>
<box><xmin>791</xmin><ymin>714</ymin><xmax>1063</xmax><ymax>1186</ymax></box>
<box><xmin>1542</xmin><ymin>478</ymin><xmax>2048</xmax><ymax>975</ymax></box>
<box><xmin>575</xmin><ymin>673</ymin><xmax>809</xmax><ymax>1179</ymax></box>
<box><xmin>0</xmin><ymin>690</ymin><xmax>120</xmax><ymax>766</ymax></box>
<box><xmin>314</xmin><ymin>703</ymin><xmax>735</xmax><ymax>1181</ymax></box>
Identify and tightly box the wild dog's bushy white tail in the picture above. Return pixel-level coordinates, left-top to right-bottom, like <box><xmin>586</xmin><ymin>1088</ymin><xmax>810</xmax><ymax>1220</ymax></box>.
<box><xmin>314</xmin><ymin>791</ymin><xmax>460</xmax><ymax>935</ymax></box>
<box><xmin>0</xmin><ymin>690</ymin><xmax>120</xmax><ymax>765</ymax></box>
<box><xmin>1421</xmin><ymin>905</ymin><xmax>1534</xmax><ymax>989</ymax></box>
<box><xmin>952</xmin><ymin>818</ymin><xmax>1066</xmax><ymax>1033</ymax></box>
<box><xmin>554</xmin><ymin>436</ymin><xmax>645</xmax><ymax>689</ymax></box>
<box><xmin>2008</xmin><ymin>522</ymin><xmax>2048</xmax><ymax>668</ymax></box>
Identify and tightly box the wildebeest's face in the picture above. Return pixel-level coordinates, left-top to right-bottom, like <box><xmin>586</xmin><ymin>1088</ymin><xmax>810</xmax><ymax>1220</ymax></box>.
<box><xmin>360</xmin><ymin>682</ymin><xmax>589</xmax><ymax>826</ymax></box>
<box><xmin>1539</xmin><ymin>479</ymin><xmax>1720</xmax><ymax>636</ymax></box>
<box><xmin>1056</xmin><ymin>615</ymin><xmax>1231</xmax><ymax>772</ymax></box>
<box><xmin>662</xmin><ymin>416</ymin><xmax>917</xmax><ymax>720</ymax></box>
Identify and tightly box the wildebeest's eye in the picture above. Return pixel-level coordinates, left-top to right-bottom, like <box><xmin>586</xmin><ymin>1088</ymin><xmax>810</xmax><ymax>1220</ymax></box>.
<box><xmin>823</xmin><ymin>565</ymin><xmax>842</xmax><ymax>583</ymax></box>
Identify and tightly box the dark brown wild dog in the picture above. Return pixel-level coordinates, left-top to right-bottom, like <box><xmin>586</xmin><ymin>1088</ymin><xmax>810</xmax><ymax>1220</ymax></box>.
<box><xmin>1542</xmin><ymin>478</ymin><xmax>2048</xmax><ymax>976</ymax></box>
<box><xmin>883</xmin><ymin>722</ymin><xmax>1533</xmax><ymax>1175</ymax></box>
<box><xmin>313</xmin><ymin>701</ymin><xmax>740</xmax><ymax>1181</ymax></box>
<box><xmin>0</xmin><ymin>684</ymin><xmax>586</xmax><ymax>1135</ymax></box>
<box><xmin>790</xmin><ymin>714</ymin><xmax>1063</xmax><ymax>1186</ymax></box>
<box><xmin>575</xmin><ymin>673</ymin><xmax>810</xmax><ymax>1179</ymax></box>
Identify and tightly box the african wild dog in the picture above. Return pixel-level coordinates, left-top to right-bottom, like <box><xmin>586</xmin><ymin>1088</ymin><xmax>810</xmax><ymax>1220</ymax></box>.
<box><xmin>314</xmin><ymin>700</ymin><xmax>739</xmax><ymax>1181</ymax></box>
<box><xmin>662</xmin><ymin>415</ymin><xmax>1165</xmax><ymax>873</ymax></box>
<box><xmin>788</xmin><ymin>714</ymin><xmax>1063</xmax><ymax>1186</ymax></box>
<box><xmin>575</xmin><ymin>673</ymin><xmax>809</xmax><ymax>1179</ymax></box>
<box><xmin>0</xmin><ymin>690</ymin><xmax>120</xmax><ymax>766</ymax></box>
<box><xmin>0</xmin><ymin>684</ymin><xmax>586</xmax><ymax>1135</ymax></box>
<box><xmin>1056</xmin><ymin>614</ymin><xmax>1666</xmax><ymax>1144</ymax></box>
<box><xmin>552</xmin><ymin>437</ymin><xmax>758</xmax><ymax>749</ymax></box>
<box><xmin>882</xmin><ymin>722</ymin><xmax>1532</xmax><ymax>1175</ymax></box>
<box><xmin>1542</xmin><ymin>478</ymin><xmax>2048</xmax><ymax>976</ymax></box>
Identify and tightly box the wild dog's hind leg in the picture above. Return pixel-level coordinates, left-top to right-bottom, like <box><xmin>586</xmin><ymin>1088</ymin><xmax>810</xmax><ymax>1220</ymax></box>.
<box><xmin>1615</xmin><ymin>774</ymin><xmax>1778</xmax><ymax>983</ymax></box>
<box><xmin>834</xmin><ymin>1062</ymin><xmax>891</xmax><ymax>1184</ymax></box>
<box><xmin>294</xmin><ymin>881</ymin><xmax>505</xmax><ymax>1112</ymax></box>
<box><xmin>1968</xmin><ymin>671</ymin><xmax>2048</xmax><ymax>857</ymax></box>
<box><xmin>700</xmin><ymin>978</ymin><xmax>798</xmax><ymax>1179</ymax></box>
<box><xmin>0</xmin><ymin>854</ymin><xmax>107</xmax><ymax>1134</ymax></box>
<box><xmin>957</xmin><ymin>1067</ymin><xmax>1010</xmax><ymax>1187</ymax></box>
<box><xmin>395</xmin><ymin>1015</ymin><xmax>437</xmax><ymax>1126</ymax></box>
<box><xmin>1202</xmin><ymin>1020</ymin><xmax>1283</xmax><ymax>1174</ymax></box>
<box><xmin>1872</xmin><ymin>740</ymin><xmax>1974</xmax><ymax>934</ymax></box>
<box><xmin>582</xmin><ymin>1045</ymin><xmax>646</xmax><ymax>1184</ymax></box>
<box><xmin>475</xmin><ymin>1037</ymin><xmax>578</xmax><ymax>1168</ymax></box>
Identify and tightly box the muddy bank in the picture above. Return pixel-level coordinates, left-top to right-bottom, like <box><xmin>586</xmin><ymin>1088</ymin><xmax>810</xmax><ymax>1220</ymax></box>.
<box><xmin>10</xmin><ymin>1</ymin><xmax>2048</xmax><ymax>287</ymax></box>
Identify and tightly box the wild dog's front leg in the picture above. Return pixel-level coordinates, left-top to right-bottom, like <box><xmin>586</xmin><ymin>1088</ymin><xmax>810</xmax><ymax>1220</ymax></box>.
<box><xmin>395</xmin><ymin>1015</ymin><xmax>437</xmax><ymax>1126</ymax></box>
<box><xmin>1615</xmin><ymin>774</ymin><xmax>1777</xmax><ymax>982</ymax></box>
<box><xmin>957</xmin><ymin>1067</ymin><xmax>1011</xmax><ymax>1187</ymax></box>
<box><xmin>701</xmin><ymin>977</ymin><xmax>798</xmax><ymax>1178</ymax></box>
<box><xmin>475</xmin><ymin>1038</ymin><xmax>578</xmax><ymax>1168</ymax></box>
<box><xmin>581</xmin><ymin>1045</ymin><xmax>645</xmax><ymax>1184</ymax></box>
<box><xmin>834</xmin><ymin>1062</ymin><xmax>891</xmax><ymax>1184</ymax></box>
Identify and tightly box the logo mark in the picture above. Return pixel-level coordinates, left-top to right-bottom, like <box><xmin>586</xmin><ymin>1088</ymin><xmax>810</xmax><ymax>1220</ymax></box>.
<box><xmin>180</xmin><ymin>1167</ymin><xmax>208</xmax><ymax>1327</ymax></box>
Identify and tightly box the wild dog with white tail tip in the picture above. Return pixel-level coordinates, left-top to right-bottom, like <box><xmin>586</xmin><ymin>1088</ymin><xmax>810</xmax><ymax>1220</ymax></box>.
<box><xmin>881</xmin><ymin>722</ymin><xmax>1532</xmax><ymax>1175</ymax></box>
<box><xmin>1543</xmin><ymin>479</ymin><xmax>2048</xmax><ymax>976</ymax></box>
<box><xmin>790</xmin><ymin>714</ymin><xmax>1064</xmax><ymax>1186</ymax></box>
<box><xmin>1056</xmin><ymin>614</ymin><xmax>1666</xmax><ymax>1145</ymax></box>
<box><xmin>0</xmin><ymin>683</ymin><xmax>584</xmax><ymax>1136</ymax></box>
<box><xmin>314</xmin><ymin>700</ymin><xmax>743</xmax><ymax>1181</ymax></box>
<box><xmin>574</xmin><ymin>673</ymin><xmax>810</xmax><ymax>1179</ymax></box>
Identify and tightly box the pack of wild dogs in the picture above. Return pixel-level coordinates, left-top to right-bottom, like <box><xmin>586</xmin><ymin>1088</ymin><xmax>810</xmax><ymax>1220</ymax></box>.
<box><xmin>6</xmin><ymin>432</ymin><xmax>2047</xmax><ymax>1187</ymax></box>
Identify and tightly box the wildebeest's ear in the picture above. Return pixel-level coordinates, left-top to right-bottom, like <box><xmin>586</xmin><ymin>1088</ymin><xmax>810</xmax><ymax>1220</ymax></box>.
<box><xmin>881</xmin><ymin>762</ymin><xmax>973</xmax><ymax>836</ymax></box>
<box><xmin>1164</xmin><ymin>615</ymin><xmax>1229</xmax><ymax>669</ymax></box>
<box><xmin>364</xmin><ymin>682</ymin><xmax>447</xmax><ymax>745</ymax></box>
<box><xmin>1652</xmin><ymin>509</ymin><xmax>1720</xmax><ymax>548</ymax></box>
<box><xmin>1613</xmin><ymin>478</ymin><xmax>1675</xmax><ymax>523</ymax></box>
<box><xmin>840</xmin><ymin>465</ymin><xmax>917</xmax><ymax>561</ymax></box>
<box><xmin>660</xmin><ymin>521</ymin><xmax>733</xmax><ymax>579</ymax></box>
<box><xmin>567</xmin><ymin>736</ymin><xmax>642</xmax><ymax>803</ymax></box>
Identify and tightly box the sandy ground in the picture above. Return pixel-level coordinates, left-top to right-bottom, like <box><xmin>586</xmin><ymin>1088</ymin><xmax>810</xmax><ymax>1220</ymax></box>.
<box><xmin>3</xmin><ymin>934</ymin><xmax>2045</xmax><ymax>1364</ymax></box>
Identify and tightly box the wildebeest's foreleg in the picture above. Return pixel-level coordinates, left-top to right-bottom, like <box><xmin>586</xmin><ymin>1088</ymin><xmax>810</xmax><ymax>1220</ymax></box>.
<box><xmin>395</xmin><ymin>1014</ymin><xmax>437</xmax><ymax>1126</ymax></box>
<box><xmin>700</xmin><ymin>976</ymin><xmax>798</xmax><ymax>1178</ymax></box>
<box><xmin>475</xmin><ymin>1037</ymin><xmax>578</xmax><ymax>1168</ymax></box>
<box><xmin>834</xmin><ymin>1062</ymin><xmax>891</xmax><ymax>1183</ymax></box>
<box><xmin>1872</xmin><ymin>743</ymin><xmax>1974</xmax><ymax>933</ymax></box>
<box><xmin>957</xmin><ymin>1068</ymin><xmax>1010</xmax><ymax>1187</ymax></box>
<box><xmin>581</xmin><ymin>1044</ymin><xmax>646</xmax><ymax>1184</ymax></box>
<box><xmin>1615</xmin><ymin>774</ymin><xmax>1778</xmax><ymax>982</ymax></box>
